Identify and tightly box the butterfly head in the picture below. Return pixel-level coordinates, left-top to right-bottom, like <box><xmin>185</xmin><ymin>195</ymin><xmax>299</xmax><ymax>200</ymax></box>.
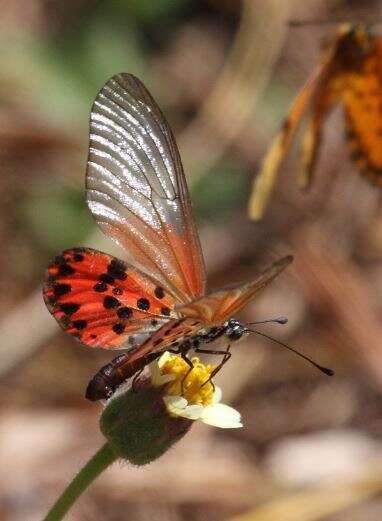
<box><xmin>223</xmin><ymin>316</ymin><xmax>288</xmax><ymax>342</ymax></box>
<box><xmin>224</xmin><ymin>318</ymin><xmax>248</xmax><ymax>341</ymax></box>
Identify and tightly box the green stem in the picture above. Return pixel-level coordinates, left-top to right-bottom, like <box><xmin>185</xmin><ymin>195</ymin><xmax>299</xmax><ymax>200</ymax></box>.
<box><xmin>44</xmin><ymin>442</ymin><xmax>117</xmax><ymax>521</ymax></box>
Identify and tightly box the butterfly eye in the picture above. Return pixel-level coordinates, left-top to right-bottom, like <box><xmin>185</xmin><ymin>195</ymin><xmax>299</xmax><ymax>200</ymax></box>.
<box><xmin>226</xmin><ymin>321</ymin><xmax>246</xmax><ymax>341</ymax></box>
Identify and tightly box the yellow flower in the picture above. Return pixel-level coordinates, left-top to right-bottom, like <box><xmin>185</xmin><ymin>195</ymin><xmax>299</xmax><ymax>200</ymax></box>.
<box><xmin>150</xmin><ymin>352</ymin><xmax>242</xmax><ymax>429</ymax></box>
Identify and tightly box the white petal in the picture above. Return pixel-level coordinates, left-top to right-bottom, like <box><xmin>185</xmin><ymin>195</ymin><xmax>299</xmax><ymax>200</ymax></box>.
<box><xmin>157</xmin><ymin>351</ymin><xmax>172</xmax><ymax>368</ymax></box>
<box><xmin>155</xmin><ymin>373</ymin><xmax>176</xmax><ymax>387</ymax></box>
<box><xmin>212</xmin><ymin>386</ymin><xmax>222</xmax><ymax>404</ymax></box>
<box><xmin>149</xmin><ymin>359</ymin><xmax>162</xmax><ymax>385</ymax></box>
<box><xmin>200</xmin><ymin>403</ymin><xmax>243</xmax><ymax>429</ymax></box>
<box><xmin>163</xmin><ymin>395</ymin><xmax>203</xmax><ymax>420</ymax></box>
<box><xmin>163</xmin><ymin>395</ymin><xmax>188</xmax><ymax>410</ymax></box>
<box><xmin>178</xmin><ymin>405</ymin><xmax>204</xmax><ymax>420</ymax></box>
<box><xmin>149</xmin><ymin>353</ymin><xmax>176</xmax><ymax>387</ymax></box>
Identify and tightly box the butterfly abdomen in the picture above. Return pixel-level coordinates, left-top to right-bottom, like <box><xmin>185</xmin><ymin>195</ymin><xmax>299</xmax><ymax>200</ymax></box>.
<box><xmin>85</xmin><ymin>353</ymin><xmax>147</xmax><ymax>401</ymax></box>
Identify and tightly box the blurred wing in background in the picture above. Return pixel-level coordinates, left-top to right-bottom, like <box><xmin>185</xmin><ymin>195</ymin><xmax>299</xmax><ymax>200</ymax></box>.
<box><xmin>86</xmin><ymin>73</ymin><xmax>206</xmax><ymax>303</ymax></box>
<box><xmin>247</xmin><ymin>28</ymin><xmax>344</xmax><ymax>221</ymax></box>
<box><xmin>297</xmin><ymin>79</ymin><xmax>339</xmax><ymax>190</ymax></box>
<box><xmin>248</xmin><ymin>67</ymin><xmax>325</xmax><ymax>220</ymax></box>
<box><xmin>43</xmin><ymin>248</ymin><xmax>177</xmax><ymax>349</ymax></box>
<box><xmin>178</xmin><ymin>255</ymin><xmax>293</xmax><ymax>323</ymax></box>
<box><xmin>248</xmin><ymin>23</ymin><xmax>382</xmax><ymax>220</ymax></box>
<box><xmin>343</xmin><ymin>35</ymin><xmax>382</xmax><ymax>187</ymax></box>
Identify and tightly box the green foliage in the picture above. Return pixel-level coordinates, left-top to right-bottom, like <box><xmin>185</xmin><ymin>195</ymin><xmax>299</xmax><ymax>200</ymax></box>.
<box><xmin>31</xmin><ymin>23</ymin><xmax>148</xmax><ymax>127</ymax></box>
<box><xmin>192</xmin><ymin>163</ymin><xmax>247</xmax><ymax>222</ymax></box>
<box><xmin>22</xmin><ymin>182</ymin><xmax>93</xmax><ymax>252</ymax></box>
<box><xmin>109</xmin><ymin>0</ymin><xmax>188</xmax><ymax>22</ymax></box>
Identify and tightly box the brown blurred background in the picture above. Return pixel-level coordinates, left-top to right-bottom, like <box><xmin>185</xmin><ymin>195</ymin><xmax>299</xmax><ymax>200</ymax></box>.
<box><xmin>1</xmin><ymin>1</ymin><xmax>382</xmax><ymax>520</ymax></box>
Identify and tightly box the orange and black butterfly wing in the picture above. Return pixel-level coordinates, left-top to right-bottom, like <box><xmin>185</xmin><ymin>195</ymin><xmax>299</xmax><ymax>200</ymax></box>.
<box><xmin>43</xmin><ymin>248</ymin><xmax>178</xmax><ymax>349</ymax></box>
<box><xmin>342</xmin><ymin>36</ymin><xmax>382</xmax><ymax>186</ymax></box>
<box><xmin>86</xmin><ymin>73</ymin><xmax>206</xmax><ymax>304</ymax></box>
<box><xmin>178</xmin><ymin>255</ymin><xmax>293</xmax><ymax>324</ymax></box>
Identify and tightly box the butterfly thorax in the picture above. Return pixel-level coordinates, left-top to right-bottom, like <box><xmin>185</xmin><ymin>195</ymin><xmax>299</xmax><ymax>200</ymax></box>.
<box><xmin>174</xmin><ymin>318</ymin><xmax>248</xmax><ymax>352</ymax></box>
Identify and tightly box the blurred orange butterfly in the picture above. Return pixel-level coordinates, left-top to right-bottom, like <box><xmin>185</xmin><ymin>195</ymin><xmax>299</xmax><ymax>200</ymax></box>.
<box><xmin>249</xmin><ymin>23</ymin><xmax>382</xmax><ymax>220</ymax></box>
<box><xmin>43</xmin><ymin>73</ymin><xmax>292</xmax><ymax>400</ymax></box>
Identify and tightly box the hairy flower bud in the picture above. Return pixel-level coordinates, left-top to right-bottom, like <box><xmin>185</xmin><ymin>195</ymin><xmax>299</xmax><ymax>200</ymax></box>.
<box><xmin>100</xmin><ymin>377</ymin><xmax>192</xmax><ymax>465</ymax></box>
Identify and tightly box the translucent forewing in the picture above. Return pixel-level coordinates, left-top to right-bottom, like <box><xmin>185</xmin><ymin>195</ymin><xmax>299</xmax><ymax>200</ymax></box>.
<box><xmin>86</xmin><ymin>73</ymin><xmax>206</xmax><ymax>303</ymax></box>
<box><xmin>178</xmin><ymin>256</ymin><xmax>293</xmax><ymax>324</ymax></box>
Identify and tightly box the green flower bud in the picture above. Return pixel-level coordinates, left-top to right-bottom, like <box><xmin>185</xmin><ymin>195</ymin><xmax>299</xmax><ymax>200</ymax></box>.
<box><xmin>100</xmin><ymin>377</ymin><xmax>193</xmax><ymax>465</ymax></box>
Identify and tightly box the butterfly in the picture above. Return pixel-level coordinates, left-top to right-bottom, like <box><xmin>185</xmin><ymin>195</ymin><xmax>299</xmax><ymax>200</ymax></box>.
<box><xmin>248</xmin><ymin>23</ymin><xmax>382</xmax><ymax>220</ymax></box>
<box><xmin>43</xmin><ymin>73</ymin><xmax>293</xmax><ymax>401</ymax></box>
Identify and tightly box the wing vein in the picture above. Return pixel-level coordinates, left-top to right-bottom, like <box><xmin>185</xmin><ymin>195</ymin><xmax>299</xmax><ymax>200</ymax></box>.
<box><xmin>96</xmin><ymin>91</ymin><xmax>174</xmax><ymax>198</ymax></box>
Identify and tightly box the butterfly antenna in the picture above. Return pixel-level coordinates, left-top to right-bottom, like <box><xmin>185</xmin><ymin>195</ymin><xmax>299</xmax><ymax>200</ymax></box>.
<box><xmin>288</xmin><ymin>19</ymin><xmax>345</xmax><ymax>27</ymax></box>
<box><xmin>247</xmin><ymin>328</ymin><xmax>334</xmax><ymax>376</ymax></box>
<box><xmin>248</xmin><ymin>316</ymin><xmax>288</xmax><ymax>326</ymax></box>
<box><xmin>289</xmin><ymin>19</ymin><xmax>382</xmax><ymax>28</ymax></box>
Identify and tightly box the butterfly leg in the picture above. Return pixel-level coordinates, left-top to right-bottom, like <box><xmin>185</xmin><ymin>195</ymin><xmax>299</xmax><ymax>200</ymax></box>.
<box><xmin>163</xmin><ymin>346</ymin><xmax>195</xmax><ymax>394</ymax></box>
<box><xmin>179</xmin><ymin>351</ymin><xmax>195</xmax><ymax>395</ymax></box>
<box><xmin>131</xmin><ymin>368</ymin><xmax>145</xmax><ymax>392</ymax></box>
<box><xmin>194</xmin><ymin>345</ymin><xmax>232</xmax><ymax>388</ymax></box>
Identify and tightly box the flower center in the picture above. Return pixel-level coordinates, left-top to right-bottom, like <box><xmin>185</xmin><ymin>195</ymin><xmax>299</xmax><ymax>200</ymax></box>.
<box><xmin>160</xmin><ymin>354</ymin><xmax>216</xmax><ymax>406</ymax></box>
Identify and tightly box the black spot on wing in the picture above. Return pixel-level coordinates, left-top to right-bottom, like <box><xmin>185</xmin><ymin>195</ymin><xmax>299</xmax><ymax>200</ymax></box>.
<box><xmin>53</xmin><ymin>283</ymin><xmax>71</xmax><ymax>297</ymax></box>
<box><xmin>103</xmin><ymin>296</ymin><xmax>121</xmax><ymax>309</ymax></box>
<box><xmin>113</xmin><ymin>323</ymin><xmax>125</xmax><ymax>334</ymax></box>
<box><xmin>99</xmin><ymin>273</ymin><xmax>115</xmax><ymax>284</ymax></box>
<box><xmin>93</xmin><ymin>282</ymin><xmax>108</xmax><ymax>292</ymax></box>
<box><xmin>107</xmin><ymin>259</ymin><xmax>127</xmax><ymax>281</ymax></box>
<box><xmin>137</xmin><ymin>298</ymin><xmax>150</xmax><ymax>311</ymax></box>
<box><xmin>72</xmin><ymin>320</ymin><xmax>87</xmax><ymax>330</ymax></box>
<box><xmin>57</xmin><ymin>263</ymin><xmax>75</xmax><ymax>277</ymax></box>
<box><xmin>154</xmin><ymin>286</ymin><xmax>165</xmax><ymax>299</ymax></box>
<box><xmin>60</xmin><ymin>303</ymin><xmax>80</xmax><ymax>315</ymax></box>
<box><xmin>117</xmin><ymin>307</ymin><xmax>133</xmax><ymax>319</ymax></box>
